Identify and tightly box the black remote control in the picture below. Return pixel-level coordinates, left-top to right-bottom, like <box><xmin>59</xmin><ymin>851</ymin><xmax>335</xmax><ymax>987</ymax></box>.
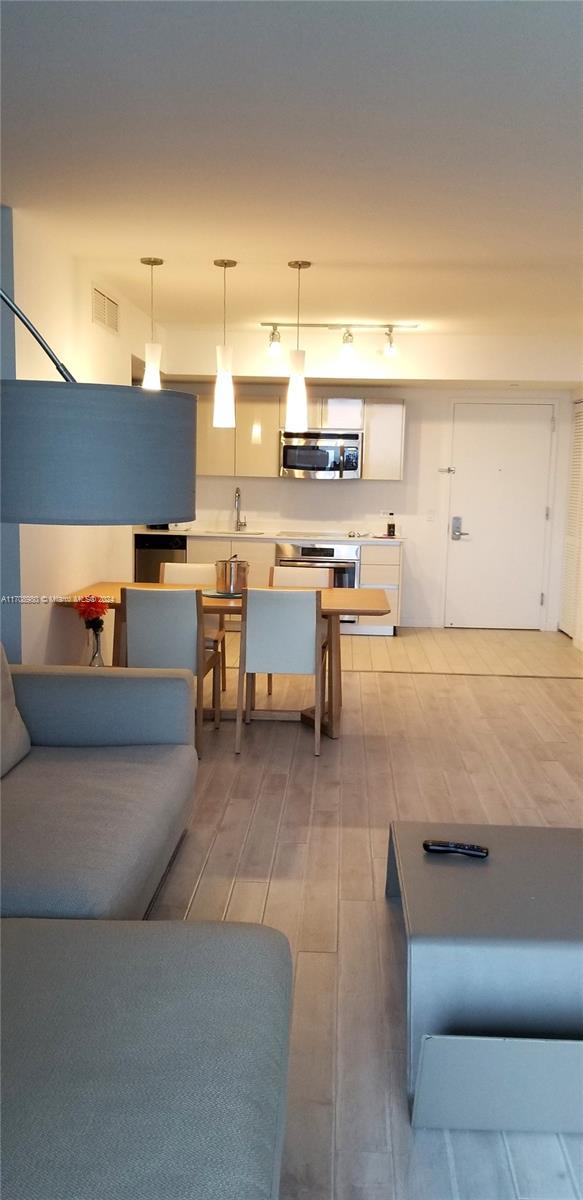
<box><xmin>423</xmin><ymin>839</ymin><xmax>489</xmax><ymax>859</ymax></box>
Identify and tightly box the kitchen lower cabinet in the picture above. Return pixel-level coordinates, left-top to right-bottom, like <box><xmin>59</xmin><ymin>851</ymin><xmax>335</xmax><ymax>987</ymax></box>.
<box><xmin>234</xmin><ymin>539</ymin><xmax>276</xmax><ymax>587</ymax></box>
<box><xmin>187</xmin><ymin>539</ymin><xmax>230</xmax><ymax>566</ymax></box>
<box><xmin>187</xmin><ymin>538</ymin><xmax>275</xmax><ymax>588</ymax></box>
<box><xmin>358</xmin><ymin>543</ymin><xmax>403</xmax><ymax>632</ymax></box>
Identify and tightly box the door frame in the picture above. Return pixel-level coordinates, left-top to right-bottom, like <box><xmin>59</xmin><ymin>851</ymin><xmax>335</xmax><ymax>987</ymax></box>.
<box><xmin>440</xmin><ymin>393</ymin><xmax>564</xmax><ymax>632</ymax></box>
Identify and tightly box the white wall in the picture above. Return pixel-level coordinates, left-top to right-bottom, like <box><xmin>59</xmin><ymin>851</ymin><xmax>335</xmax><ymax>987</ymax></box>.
<box><xmin>12</xmin><ymin>210</ymin><xmax>152</xmax><ymax>664</ymax></box>
<box><xmin>164</xmin><ymin>324</ymin><xmax>582</xmax><ymax>386</ymax></box>
<box><xmin>189</xmin><ymin>386</ymin><xmax>571</xmax><ymax>629</ymax></box>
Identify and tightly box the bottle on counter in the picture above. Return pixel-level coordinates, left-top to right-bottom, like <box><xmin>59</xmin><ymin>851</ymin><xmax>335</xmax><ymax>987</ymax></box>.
<box><xmin>387</xmin><ymin>512</ymin><xmax>396</xmax><ymax>538</ymax></box>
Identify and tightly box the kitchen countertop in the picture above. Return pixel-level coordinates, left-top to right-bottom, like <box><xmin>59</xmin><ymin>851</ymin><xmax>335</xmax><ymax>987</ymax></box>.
<box><xmin>133</xmin><ymin>527</ymin><xmax>404</xmax><ymax>545</ymax></box>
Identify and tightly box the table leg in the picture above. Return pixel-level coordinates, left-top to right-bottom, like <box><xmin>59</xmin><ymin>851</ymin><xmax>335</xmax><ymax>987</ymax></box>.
<box><xmin>112</xmin><ymin>609</ymin><xmax>126</xmax><ymax>667</ymax></box>
<box><xmin>325</xmin><ymin>614</ymin><xmax>342</xmax><ymax>738</ymax></box>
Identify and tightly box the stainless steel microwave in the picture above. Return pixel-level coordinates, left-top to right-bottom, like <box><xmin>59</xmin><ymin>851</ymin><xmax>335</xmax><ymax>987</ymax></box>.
<box><xmin>279</xmin><ymin>430</ymin><xmax>363</xmax><ymax>480</ymax></box>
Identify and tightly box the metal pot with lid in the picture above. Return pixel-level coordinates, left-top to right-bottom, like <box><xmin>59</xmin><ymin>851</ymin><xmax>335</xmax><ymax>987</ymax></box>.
<box><xmin>215</xmin><ymin>554</ymin><xmax>249</xmax><ymax>594</ymax></box>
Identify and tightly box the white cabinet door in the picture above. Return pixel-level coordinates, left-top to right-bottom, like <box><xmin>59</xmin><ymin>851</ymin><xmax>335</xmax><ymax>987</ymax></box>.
<box><xmin>187</xmin><ymin>539</ymin><xmax>231</xmax><ymax>564</ymax></box>
<box><xmin>321</xmin><ymin>396</ymin><xmax>363</xmax><ymax>430</ymax></box>
<box><xmin>234</xmin><ymin>539</ymin><xmax>276</xmax><ymax>587</ymax></box>
<box><xmin>279</xmin><ymin>393</ymin><xmax>322</xmax><ymax>430</ymax></box>
<box><xmin>196</xmin><ymin>394</ymin><xmax>235</xmax><ymax>477</ymax></box>
<box><xmin>363</xmin><ymin>402</ymin><xmax>405</xmax><ymax>480</ymax></box>
<box><xmin>235</xmin><ymin>396</ymin><xmax>280</xmax><ymax>478</ymax></box>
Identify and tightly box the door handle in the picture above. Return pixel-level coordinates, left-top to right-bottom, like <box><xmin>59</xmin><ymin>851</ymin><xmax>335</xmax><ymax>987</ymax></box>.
<box><xmin>451</xmin><ymin>516</ymin><xmax>469</xmax><ymax>541</ymax></box>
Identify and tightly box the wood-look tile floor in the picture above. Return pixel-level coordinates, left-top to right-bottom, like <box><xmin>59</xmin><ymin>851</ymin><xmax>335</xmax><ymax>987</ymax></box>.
<box><xmin>151</xmin><ymin>670</ymin><xmax>583</xmax><ymax>1200</ymax></box>
<box><xmin>224</xmin><ymin>628</ymin><xmax>583</xmax><ymax>678</ymax></box>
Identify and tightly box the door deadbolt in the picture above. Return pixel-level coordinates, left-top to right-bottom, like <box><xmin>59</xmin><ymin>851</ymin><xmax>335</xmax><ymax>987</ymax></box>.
<box><xmin>451</xmin><ymin>516</ymin><xmax>469</xmax><ymax>541</ymax></box>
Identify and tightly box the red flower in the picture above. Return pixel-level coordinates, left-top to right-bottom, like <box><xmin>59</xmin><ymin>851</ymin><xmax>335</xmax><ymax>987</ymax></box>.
<box><xmin>74</xmin><ymin>596</ymin><xmax>109</xmax><ymax>623</ymax></box>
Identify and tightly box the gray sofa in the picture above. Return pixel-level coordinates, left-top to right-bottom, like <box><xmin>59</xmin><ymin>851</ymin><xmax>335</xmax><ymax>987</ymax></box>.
<box><xmin>2</xmin><ymin>664</ymin><xmax>198</xmax><ymax>918</ymax></box>
<box><xmin>2</xmin><ymin>918</ymin><xmax>292</xmax><ymax>1200</ymax></box>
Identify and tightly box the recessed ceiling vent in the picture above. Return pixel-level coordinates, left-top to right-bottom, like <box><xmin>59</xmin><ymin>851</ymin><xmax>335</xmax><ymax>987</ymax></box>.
<box><xmin>92</xmin><ymin>287</ymin><xmax>119</xmax><ymax>333</ymax></box>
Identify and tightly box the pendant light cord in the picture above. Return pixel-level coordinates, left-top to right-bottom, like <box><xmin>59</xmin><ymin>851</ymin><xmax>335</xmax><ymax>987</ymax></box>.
<box><xmin>223</xmin><ymin>266</ymin><xmax>227</xmax><ymax>347</ymax></box>
<box><xmin>151</xmin><ymin>267</ymin><xmax>155</xmax><ymax>343</ymax></box>
<box><xmin>296</xmin><ymin>267</ymin><xmax>301</xmax><ymax>350</ymax></box>
<box><xmin>150</xmin><ymin>266</ymin><xmax>155</xmax><ymax>342</ymax></box>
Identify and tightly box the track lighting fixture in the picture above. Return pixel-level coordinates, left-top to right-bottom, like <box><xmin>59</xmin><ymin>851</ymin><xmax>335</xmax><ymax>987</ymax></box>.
<box><xmin>341</xmin><ymin>328</ymin><xmax>354</xmax><ymax>359</ymax></box>
<box><xmin>268</xmin><ymin>324</ymin><xmax>282</xmax><ymax>358</ymax></box>
<box><xmin>384</xmin><ymin>326</ymin><xmax>397</xmax><ymax>357</ymax></box>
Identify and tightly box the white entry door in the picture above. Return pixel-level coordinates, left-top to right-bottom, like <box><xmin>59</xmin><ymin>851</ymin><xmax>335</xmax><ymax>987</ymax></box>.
<box><xmin>444</xmin><ymin>403</ymin><xmax>553</xmax><ymax>629</ymax></box>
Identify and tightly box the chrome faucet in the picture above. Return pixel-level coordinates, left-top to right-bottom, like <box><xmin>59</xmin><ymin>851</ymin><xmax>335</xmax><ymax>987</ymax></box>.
<box><xmin>234</xmin><ymin>487</ymin><xmax>246</xmax><ymax>532</ymax></box>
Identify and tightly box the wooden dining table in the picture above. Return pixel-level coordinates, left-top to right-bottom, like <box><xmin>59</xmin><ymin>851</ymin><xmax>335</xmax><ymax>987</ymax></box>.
<box><xmin>61</xmin><ymin>583</ymin><xmax>390</xmax><ymax>739</ymax></box>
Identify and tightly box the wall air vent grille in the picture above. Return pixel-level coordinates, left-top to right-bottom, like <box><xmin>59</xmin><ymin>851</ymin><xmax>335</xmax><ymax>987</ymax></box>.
<box><xmin>92</xmin><ymin>287</ymin><xmax>119</xmax><ymax>333</ymax></box>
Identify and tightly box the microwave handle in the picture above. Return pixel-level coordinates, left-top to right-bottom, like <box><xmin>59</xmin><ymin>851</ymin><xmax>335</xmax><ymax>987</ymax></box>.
<box><xmin>339</xmin><ymin>444</ymin><xmax>345</xmax><ymax>479</ymax></box>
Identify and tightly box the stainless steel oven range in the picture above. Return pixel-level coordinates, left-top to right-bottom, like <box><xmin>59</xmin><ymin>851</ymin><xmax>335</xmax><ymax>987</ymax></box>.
<box><xmin>275</xmin><ymin>540</ymin><xmax>361</xmax><ymax>623</ymax></box>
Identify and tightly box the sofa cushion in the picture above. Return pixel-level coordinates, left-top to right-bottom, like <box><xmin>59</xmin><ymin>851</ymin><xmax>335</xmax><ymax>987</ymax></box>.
<box><xmin>2</xmin><ymin>919</ymin><xmax>292</xmax><ymax>1200</ymax></box>
<box><xmin>1</xmin><ymin>744</ymin><xmax>195</xmax><ymax>918</ymax></box>
<box><xmin>1</xmin><ymin>645</ymin><xmax>30</xmax><ymax>778</ymax></box>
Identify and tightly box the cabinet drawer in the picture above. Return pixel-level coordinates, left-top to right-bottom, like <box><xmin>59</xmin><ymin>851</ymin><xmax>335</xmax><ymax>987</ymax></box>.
<box><xmin>359</xmin><ymin>585</ymin><xmax>400</xmax><ymax>627</ymax></box>
<box><xmin>361</xmin><ymin>545</ymin><xmax>401</xmax><ymax>566</ymax></box>
<box><xmin>360</xmin><ymin>564</ymin><xmax>401</xmax><ymax>587</ymax></box>
<box><xmin>187</xmin><ymin>538</ymin><xmax>231</xmax><ymax>563</ymax></box>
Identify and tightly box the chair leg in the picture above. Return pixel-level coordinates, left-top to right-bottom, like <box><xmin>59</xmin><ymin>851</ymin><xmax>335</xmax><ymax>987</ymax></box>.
<box><xmin>195</xmin><ymin>674</ymin><xmax>205</xmax><ymax>758</ymax></box>
<box><xmin>212</xmin><ymin>660</ymin><xmax>221</xmax><ymax>729</ymax></box>
<box><xmin>221</xmin><ymin>639</ymin><xmax>227</xmax><ymax>692</ymax></box>
<box><xmin>314</xmin><ymin>659</ymin><xmax>322</xmax><ymax>757</ymax></box>
<box><xmin>245</xmin><ymin>673</ymin><xmax>255</xmax><ymax>724</ymax></box>
<box><xmin>267</xmin><ymin>673</ymin><xmax>273</xmax><ymax>696</ymax></box>
<box><xmin>235</xmin><ymin>662</ymin><xmax>246</xmax><ymax>754</ymax></box>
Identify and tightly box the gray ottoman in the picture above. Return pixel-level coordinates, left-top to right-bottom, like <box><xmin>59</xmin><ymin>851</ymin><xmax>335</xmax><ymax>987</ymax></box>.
<box><xmin>2</xmin><ymin>919</ymin><xmax>292</xmax><ymax>1200</ymax></box>
<box><xmin>386</xmin><ymin>821</ymin><xmax>583</xmax><ymax>1099</ymax></box>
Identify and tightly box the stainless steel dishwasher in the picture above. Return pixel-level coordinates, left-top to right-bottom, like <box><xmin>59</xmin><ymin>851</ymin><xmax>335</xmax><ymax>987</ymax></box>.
<box><xmin>134</xmin><ymin>534</ymin><xmax>187</xmax><ymax>583</ymax></box>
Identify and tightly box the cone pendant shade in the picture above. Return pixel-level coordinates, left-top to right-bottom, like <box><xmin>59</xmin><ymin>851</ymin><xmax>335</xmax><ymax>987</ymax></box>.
<box><xmin>285</xmin><ymin>349</ymin><xmax>308</xmax><ymax>431</ymax></box>
<box><xmin>213</xmin><ymin>344</ymin><xmax>235</xmax><ymax>428</ymax></box>
<box><xmin>142</xmin><ymin>342</ymin><xmax>162</xmax><ymax>390</ymax></box>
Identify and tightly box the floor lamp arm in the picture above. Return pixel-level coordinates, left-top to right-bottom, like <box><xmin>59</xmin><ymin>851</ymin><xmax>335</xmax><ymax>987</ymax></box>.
<box><xmin>0</xmin><ymin>286</ymin><xmax>76</xmax><ymax>383</ymax></box>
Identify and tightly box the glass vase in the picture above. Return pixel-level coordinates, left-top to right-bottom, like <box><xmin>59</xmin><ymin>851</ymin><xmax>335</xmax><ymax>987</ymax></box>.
<box><xmin>88</xmin><ymin>629</ymin><xmax>104</xmax><ymax>668</ymax></box>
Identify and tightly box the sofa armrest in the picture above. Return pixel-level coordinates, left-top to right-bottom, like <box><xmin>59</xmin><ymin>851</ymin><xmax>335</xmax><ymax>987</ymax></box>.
<box><xmin>11</xmin><ymin>666</ymin><xmax>195</xmax><ymax>747</ymax></box>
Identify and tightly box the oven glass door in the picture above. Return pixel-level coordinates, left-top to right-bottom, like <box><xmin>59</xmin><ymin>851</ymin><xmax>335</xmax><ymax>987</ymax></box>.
<box><xmin>277</xmin><ymin>558</ymin><xmax>358</xmax><ymax>620</ymax></box>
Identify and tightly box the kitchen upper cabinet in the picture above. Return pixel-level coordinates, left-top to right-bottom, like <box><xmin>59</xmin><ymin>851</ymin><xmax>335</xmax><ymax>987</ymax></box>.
<box><xmin>321</xmin><ymin>396</ymin><xmax>363</xmax><ymax>430</ymax></box>
<box><xmin>196</xmin><ymin>393</ymin><xmax>235</xmax><ymax>477</ymax></box>
<box><xmin>279</xmin><ymin>393</ymin><xmax>322</xmax><ymax>430</ymax></box>
<box><xmin>235</xmin><ymin>396</ymin><xmax>280</xmax><ymax>477</ymax></box>
<box><xmin>363</xmin><ymin>401</ymin><xmax>405</xmax><ymax>480</ymax></box>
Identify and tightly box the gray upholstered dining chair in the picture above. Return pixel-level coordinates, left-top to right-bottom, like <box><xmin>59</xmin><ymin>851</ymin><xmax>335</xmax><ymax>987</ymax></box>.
<box><xmin>236</xmin><ymin>588</ymin><xmax>327</xmax><ymax>756</ymax></box>
<box><xmin>122</xmin><ymin>586</ymin><xmax>220</xmax><ymax>757</ymax></box>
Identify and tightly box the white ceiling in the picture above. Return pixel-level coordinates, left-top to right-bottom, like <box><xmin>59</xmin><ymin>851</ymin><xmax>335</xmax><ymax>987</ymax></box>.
<box><xmin>2</xmin><ymin>1</ymin><xmax>582</xmax><ymax>335</ymax></box>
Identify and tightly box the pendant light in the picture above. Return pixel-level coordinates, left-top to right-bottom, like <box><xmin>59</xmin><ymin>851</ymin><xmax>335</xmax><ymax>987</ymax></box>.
<box><xmin>140</xmin><ymin>257</ymin><xmax>164</xmax><ymax>389</ymax></box>
<box><xmin>213</xmin><ymin>258</ymin><xmax>237</xmax><ymax>428</ymax></box>
<box><xmin>285</xmin><ymin>260</ymin><xmax>311</xmax><ymax>432</ymax></box>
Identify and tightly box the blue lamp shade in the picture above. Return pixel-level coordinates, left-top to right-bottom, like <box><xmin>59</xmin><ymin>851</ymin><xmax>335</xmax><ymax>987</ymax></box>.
<box><xmin>1</xmin><ymin>381</ymin><xmax>196</xmax><ymax>525</ymax></box>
